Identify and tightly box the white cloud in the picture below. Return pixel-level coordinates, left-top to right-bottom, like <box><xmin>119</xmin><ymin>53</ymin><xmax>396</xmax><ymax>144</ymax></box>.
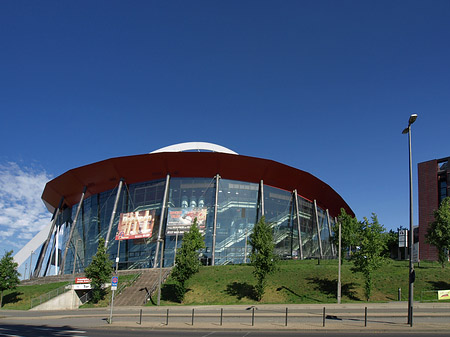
<box><xmin>0</xmin><ymin>162</ymin><xmax>52</xmax><ymax>253</ymax></box>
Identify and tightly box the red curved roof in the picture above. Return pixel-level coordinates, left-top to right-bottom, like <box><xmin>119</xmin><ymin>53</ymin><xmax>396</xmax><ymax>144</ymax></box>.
<box><xmin>42</xmin><ymin>152</ymin><xmax>353</xmax><ymax>218</ymax></box>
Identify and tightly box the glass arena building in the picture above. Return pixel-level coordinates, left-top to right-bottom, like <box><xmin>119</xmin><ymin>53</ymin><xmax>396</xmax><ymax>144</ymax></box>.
<box><xmin>20</xmin><ymin>143</ymin><xmax>353</xmax><ymax>277</ymax></box>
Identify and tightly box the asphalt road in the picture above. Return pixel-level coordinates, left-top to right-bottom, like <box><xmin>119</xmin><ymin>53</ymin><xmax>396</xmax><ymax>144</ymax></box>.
<box><xmin>2</xmin><ymin>325</ymin><xmax>450</xmax><ymax>337</ymax></box>
<box><xmin>2</xmin><ymin>303</ymin><xmax>450</xmax><ymax>335</ymax></box>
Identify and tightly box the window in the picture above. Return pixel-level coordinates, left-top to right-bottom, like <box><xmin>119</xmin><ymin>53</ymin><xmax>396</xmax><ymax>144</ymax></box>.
<box><xmin>439</xmin><ymin>179</ymin><xmax>447</xmax><ymax>204</ymax></box>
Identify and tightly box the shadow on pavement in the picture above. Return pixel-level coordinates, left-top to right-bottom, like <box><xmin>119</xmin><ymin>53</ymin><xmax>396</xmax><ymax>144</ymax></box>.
<box><xmin>0</xmin><ymin>324</ymin><xmax>84</xmax><ymax>336</ymax></box>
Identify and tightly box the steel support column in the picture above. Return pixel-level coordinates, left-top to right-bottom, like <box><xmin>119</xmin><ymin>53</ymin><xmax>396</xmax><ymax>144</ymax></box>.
<box><xmin>33</xmin><ymin>197</ymin><xmax>64</xmax><ymax>278</ymax></box>
<box><xmin>212</xmin><ymin>174</ymin><xmax>220</xmax><ymax>266</ymax></box>
<box><xmin>294</xmin><ymin>190</ymin><xmax>304</xmax><ymax>260</ymax></box>
<box><xmin>314</xmin><ymin>200</ymin><xmax>323</xmax><ymax>258</ymax></box>
<box><xmin>60</xmin><ymin>186</ymin><xmax>87</xmax><ymax>275</ymax></box>
<box><xmin>259</xmin><ymin>180</ymin><xmax>264</xmax><ymax>217</ymax></box>
<box><xmin>105</xmin><ymin>179</ymin><xmax>124</xmax><ymax>248</ymax></box>
<box><xmin>44</xmin><ymin>232</ymin><xmax>57</xmax><ymax>277</ymax></box>
<box><xmin>326</xmin><ymin>209</ymin><xmax>336</xmax><ymax>257</ymax></box>
<box><xmin>154</xmin><ymin>174</ymin><xmax>170</xmax><ymax>268</ymax></box>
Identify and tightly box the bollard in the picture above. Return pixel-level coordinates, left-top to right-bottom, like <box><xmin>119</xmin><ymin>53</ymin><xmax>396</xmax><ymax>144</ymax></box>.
<box><xmin>252</xmin><ymin>307</ymin><xmax>255</xmax><ymax>326</ymax></box>
<box><xmin>139</xmin><ymin>309</ymin><xmax>142</xmax><ymax>325</ymax></box>
<box><xmin>364</xmin><ymin>307</ymin><xmax>367</xmax><ymax>327</ymax></box>
<box><xmin>285</xmin><ymin>307</ymin><xmax>288</xmax><ymax>326</ymax></box>
<box><xmin>192</xmin><ymin>308</ymin><xmax>195</xmax><ymax>325</ymax></box>
<box><xmin>323</xmin><ymin>307</ymin><xmax>326</xmax><ymax>327</ymax></box>
<box><xmin>220</xmin><ymin>308</ymin><xmax>223</xmax><ymax>326</ymax></box>
<box><xmin>398</xmin><ymin>288</ymin><xmax>401</xmax><ymax>301</ymax></box>
<box><xmin>166</xmin><ymin>308</ymin><xmax>169</xmax><ymax>325</ymax></box>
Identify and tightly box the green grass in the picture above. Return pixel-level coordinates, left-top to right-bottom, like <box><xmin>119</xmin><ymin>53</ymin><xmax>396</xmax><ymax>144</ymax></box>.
<box><xmin>0</xmin><ymin>274</ymin><xmax>139</xmax><ymax>310</ymax></box>
<box><xmin>4</xmin><ymin>261</ymin><xmax>450</xmax><ymax>310</ymax></box>
<box><xmin>1</xmin><ymin>282</ymin><xmax>69</xmax><ymax>310</ymax></box>
<box><xmin>154</xmin><ymin>259</ymin><xmax>450</xmax><ymax>305</ymax></box>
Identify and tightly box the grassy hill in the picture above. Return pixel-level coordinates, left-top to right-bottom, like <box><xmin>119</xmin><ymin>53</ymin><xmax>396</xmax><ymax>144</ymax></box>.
<box><xmin>157</xmin><ymin>259</ymin><xmax>450</xmax><ymax>305</ymax></box>
<box><xmin>2</xmin><ymin>260</ymin><xmax>450</xmax><ymax>310</ymax></box>
<box><xmin>0</xmin><ymin>274</ymin><xmax>138</xmax><ymax>310</ymax></box>
<box><xmin>0</xmin><ymin>281</ymin><xmax>69</xmax><ymax>310</ymax></box>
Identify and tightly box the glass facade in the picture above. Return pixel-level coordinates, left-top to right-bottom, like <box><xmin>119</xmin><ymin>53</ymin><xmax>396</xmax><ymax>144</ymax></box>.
<box><xmin>57</xmin><ymin>177</ymin><xmax>337</xmax><ymax>275</ymax></box>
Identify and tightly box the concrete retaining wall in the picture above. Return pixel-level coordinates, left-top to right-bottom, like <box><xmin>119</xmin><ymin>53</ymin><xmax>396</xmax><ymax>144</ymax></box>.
<box><xmin>30</xmin><ymin>289</ymin><xmax>82</xmax><ymax>311</ymax></box>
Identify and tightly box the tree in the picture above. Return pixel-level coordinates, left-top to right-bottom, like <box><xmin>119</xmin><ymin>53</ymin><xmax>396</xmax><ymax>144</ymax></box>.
<box><xmin>426</xmin><ymin>196</ymin><xmax>450</xmax><ymax>268</ymax></box>
<box><xmin>351</xmin><ymin>214</ymin><xmax>386</xmax><ymax>301</ymax></box>
<box><xmin>84</xmin><ymin>237</ymin><xmax>113</xmax><ymax>303</ymax></box>
<box><xmin>249</xmin><ymin>216</ymin><xmax>277</xmax><ymax>301</ymax></box>
<box><xmin>0</xmin><ymin>250</ymin><xmax>20</xmax><ymax>307</ymax></box>
<box><xmin>171</xmin><ymin>218</ymin><xmax>205</xmax><ymax>301</ymax></box>
<box><xmin>332</xmin><ymin>208</ymin><xmax>359</xmax><ymax>263</ymax></box>
<box><xmin>384</xmin><ymin>229</ymin><xmax>399</xmax><ymax>259</ymax></box>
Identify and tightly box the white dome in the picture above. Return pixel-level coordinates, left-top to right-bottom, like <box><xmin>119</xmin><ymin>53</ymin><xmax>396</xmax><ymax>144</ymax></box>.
<box><xmin>150</xmin><ymin>142</ymin><xmax>238</xmax><ymax>155</ymax></box>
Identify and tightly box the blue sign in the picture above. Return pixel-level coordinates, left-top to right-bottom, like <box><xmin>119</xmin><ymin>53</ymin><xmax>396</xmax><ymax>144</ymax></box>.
<box><xmin>111</xmin><ymin>276</ymin><xmax>118</xmax><ymax>288</ymax></box>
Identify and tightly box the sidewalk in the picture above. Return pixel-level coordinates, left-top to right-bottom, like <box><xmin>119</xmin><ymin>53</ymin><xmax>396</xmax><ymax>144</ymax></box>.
<box><xmin>2</xmin><ymin>302</ymin><xmax>450</xmax><ymax>332</ymax></box>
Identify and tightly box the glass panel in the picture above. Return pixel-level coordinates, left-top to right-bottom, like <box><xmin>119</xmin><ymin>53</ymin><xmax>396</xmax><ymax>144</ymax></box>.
<box><xmin>215</xmin><ymin>179</ymin><xmax>258</xmax><ymax>265</ymax></box>
<box><xmin>264</xmin><ymin>185</ymin><xmax>293</xmax><ymax>259</ymax></box>
<box><xmin>123</xmin><ymin>180</ymin><xmax>165</xmax><ymax>269</ymax></box>
<box><xmin>163</xmin><ymin>177</ymin><xmax>216</xmax><ymax>266</ymax></box>
<box><xmin>298</xmin><ymin>197</ymin><xmax>320</xmax><ymax>258</ymax></box>
<box><xmin>59</xmin><ymin>177</ymin><xmax>337</xmax><ymax>273</ymax></box>
<box><xmin>439</xmin><ymin>180</ymin><xmax>447</xmax><ymax>204</ymax></box>
<box><xmin>317</xmin><ymin>207</ymin><xmax>332</xmax><ymax>257</ymax></box>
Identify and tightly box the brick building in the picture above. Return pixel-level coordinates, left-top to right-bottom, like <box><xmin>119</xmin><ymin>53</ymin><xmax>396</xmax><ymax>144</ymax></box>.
<box><xmin>418</xmin><ymin>157</ymin><xmax>449</xmax><ymax>261</ymax></box>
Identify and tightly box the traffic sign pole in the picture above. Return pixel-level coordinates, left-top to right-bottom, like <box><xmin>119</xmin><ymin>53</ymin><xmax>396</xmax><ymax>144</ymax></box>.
<box><xmin>109</xmin><ymin>289</ymin><xmax>115</xmax><ymax>324</ymax></box>
<box><xmin>109</xmin><ymin>276</ymin><xmax>119</xmax><ymax>324</ymax></box>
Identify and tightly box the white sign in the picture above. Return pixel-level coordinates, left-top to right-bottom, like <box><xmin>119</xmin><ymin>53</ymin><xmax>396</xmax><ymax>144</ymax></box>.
<box><xmin>399</xmin><ymin>230</ymin><xmax>408</xmax><ymax>248</ymax></box>
<box><xmin>413</xmin><ymin>242</ymin><xmax>419</xmax><ymax>263</ymax></box>
<box><xmin>72</xmin><ymin>284</ymin><xmax>92</xmax><ymax>290</ymax></box>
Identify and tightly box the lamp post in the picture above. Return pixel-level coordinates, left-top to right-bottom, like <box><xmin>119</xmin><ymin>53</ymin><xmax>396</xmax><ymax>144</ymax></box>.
<box><xmin>402</xmin><ymin>113</ymin><xmax>418</xmax><ymax>327</ymax></box>
<box><xmin>29</xmin><ymin>250</ymin><xmax>34</xmax><ymax>279</ymax></box>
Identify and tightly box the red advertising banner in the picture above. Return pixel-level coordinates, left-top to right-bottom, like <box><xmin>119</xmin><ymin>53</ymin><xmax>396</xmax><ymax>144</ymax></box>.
<box><xmin>115</xmin><ymin>210</ymin><xmax>156</xmax><ymax>240</ymax></box>
<box><xmin>166</xmin><ymin>207</ymin><xmax>207</xmax><ymax>235</ymax></box>
<box><xmin>75</xmin><ymin>277</ymin><xmax>91</xmax><ymax>284</ymax></box>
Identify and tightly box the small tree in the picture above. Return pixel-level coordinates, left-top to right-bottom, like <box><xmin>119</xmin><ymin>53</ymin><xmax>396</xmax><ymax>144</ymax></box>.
<box><xmin>384</xmin><ymin>229</ymin><xmax>399</xmax><ymax>259</ymax></box>
<box><xmin>0</xmin><ymin>250</ymin><xmax>20</xmax><ymax>307</ymax></box>
<box><xmin>332</xmin><ymin>208</ymin><xmax>359</xmax><ymax>263</ymax></box>
<box><xmin>249</xmin><ymin>216</ymin><xmax>277</xmax><ymax>301</ymax></box>
<box><xmin>426</xmin><ymin>197</ymin><xmax>450</xmax><ymax>267</ymax></box>
<box><xmin>351</xmin><ymin>214</ymin><xmax>386</xmax><ymax>301</ymax></box>
<box><xmin>171</xmin><ymin>218</ymin><xmax>205</xmax><ymax>301</ymax></box>
<box><xmin>84</xmin><ymin>237</ymin><xmax>113</xmax><ymax>303</ymax></box>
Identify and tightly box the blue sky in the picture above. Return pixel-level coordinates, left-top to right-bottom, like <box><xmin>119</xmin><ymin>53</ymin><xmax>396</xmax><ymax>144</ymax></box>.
<box><xmin>1</xmin><ymin>1</ymin><xmax>449</xmax><ymax>261</ymax></box>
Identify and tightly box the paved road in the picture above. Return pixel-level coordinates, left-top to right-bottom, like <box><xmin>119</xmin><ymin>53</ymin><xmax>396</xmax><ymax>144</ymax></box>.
<box><xmin>2</xmin><ymin>325</ymin><xmax>450</xmax><ymax>337</ymax></box>
<box><xmin>2</xmin><ymin>302</ymin><xmax>450</xmax><ymax>334</ymax></box>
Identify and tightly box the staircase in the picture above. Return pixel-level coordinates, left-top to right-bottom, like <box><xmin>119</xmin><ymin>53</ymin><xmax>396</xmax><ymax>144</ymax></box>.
<box><xmin>114</xmin><ymin>268</ymin><xmax>171</xmax><ymax>306</ymax></box>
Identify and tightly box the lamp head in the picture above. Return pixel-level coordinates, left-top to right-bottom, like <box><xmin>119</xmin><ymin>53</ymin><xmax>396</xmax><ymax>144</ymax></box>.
<box><xmin>408</xmin><ymin>114</ymin><xmax>418</xmax><ymax>125</ymax></box>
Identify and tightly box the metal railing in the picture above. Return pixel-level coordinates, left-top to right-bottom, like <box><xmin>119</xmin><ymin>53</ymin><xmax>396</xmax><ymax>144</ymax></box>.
<box><xmin>80</xmin><ymin>273</ymin><xmax>143</xmax><ymax>306</ymax></box>
<box><xmin>79</xmin><ymin>289</ymin><xmax>93</xmax><ymax>305</ymax></box>
<box><xmin>30</xmin><ymin>283</ymin><xmax>71</xmax><ymax>309</ymax></box>
<box><xmin>421</xmin><ymin>290</ymin><xmax>440</xmax><ymax>302</ymax></box>
<box><xmin>117</xmin><ymin>273</ymin><xmax>142</xmax><ymax>296</ymax></box>
<box><xmin>144</xmin><ymin>269</ymin><xmax>171</xmax><ymax>304</ymax></box>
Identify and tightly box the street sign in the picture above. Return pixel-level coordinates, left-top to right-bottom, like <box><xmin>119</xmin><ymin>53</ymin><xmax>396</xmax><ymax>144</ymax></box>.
<box><xmin>111</xmin><ymin>276</ymin><xmax>118</xmax><ymax>290</ymax></box>
<box><xmin>399</xmin><ymin>230</ymin><xmax>408</xmax><ymax>248</ymax></box>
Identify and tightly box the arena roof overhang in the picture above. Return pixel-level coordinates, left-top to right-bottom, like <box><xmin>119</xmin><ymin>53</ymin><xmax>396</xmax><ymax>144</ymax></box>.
<box><xmin>41</xmin><ymin>152</ymin><xmax>354</xmax><ymax>218</ymax></box>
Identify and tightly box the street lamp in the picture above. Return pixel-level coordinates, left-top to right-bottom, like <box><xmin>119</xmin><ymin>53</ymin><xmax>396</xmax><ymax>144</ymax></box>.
<box><xmin>402</xmin><ymin>113</ymin><xmax>418</xmax><ymax>327</ymax></box>
<box><xmin>29</xmin><ymin>250</ymin><xmax>34</xmax><ymax>279</ymax></box>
